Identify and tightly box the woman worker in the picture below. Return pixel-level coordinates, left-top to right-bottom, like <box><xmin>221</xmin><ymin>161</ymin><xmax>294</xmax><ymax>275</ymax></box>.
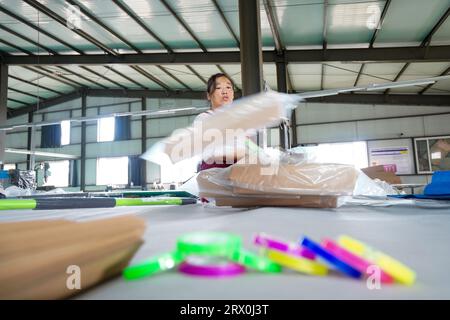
<box><xmin>196</xmin><ymin>73</ymin><xmax>249</xmax><ymax>171</ymax></box>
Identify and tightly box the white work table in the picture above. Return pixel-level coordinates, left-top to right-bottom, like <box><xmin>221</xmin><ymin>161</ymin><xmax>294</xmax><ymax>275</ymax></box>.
<box><xmin>1</xmin><ymin>201</ymin><xmax>449</xmax><ymax>299</ymax></box>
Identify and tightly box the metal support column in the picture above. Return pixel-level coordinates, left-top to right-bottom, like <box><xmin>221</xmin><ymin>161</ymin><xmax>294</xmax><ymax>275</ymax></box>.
<box><xmin>80</xmin><ymin>90</ymin><xmax>87</xmax><ymax>191</ymax></box>
<box><xmin>239</xmin><ymin>0</ymin><xmax>264</xmax><ymax>146</ymax></box>
<box><xmin>141</xmin><ymin>97</ymin><xmax>147</xmax><ymax>190</ymax></box>
<box><xmin>276</xmin><ymin>53</ymin><xmax>290</xmax><ymax>150</ymax></box>
<box><xmin>239</xmin><ymin>0</ymin><xmax>264</xmax><ymax>96</ymax></box>
<box><xmin>26</xmin><ymin>112</ymin><xmax>33</xmax><ymax>170</ymax></box>
<box><xmin>0</xmin><ymin>64</ymin><xmax>8</xmax><ymax>165</ymax></box>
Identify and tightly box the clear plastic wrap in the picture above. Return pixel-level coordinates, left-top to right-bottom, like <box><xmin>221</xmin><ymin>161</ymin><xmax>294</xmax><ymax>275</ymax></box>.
<box><xmin>195</xmin><ymin>148</ymin><xmax>402</xmax><ymax>208</ymax></box>
<box><xmin>141</xmin><ymin>91</ymin><xmax>300</xmax><ymax>166</ymax></box>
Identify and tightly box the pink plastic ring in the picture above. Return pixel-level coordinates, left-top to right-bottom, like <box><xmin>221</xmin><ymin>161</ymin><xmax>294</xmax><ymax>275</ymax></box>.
<box><xmin>254</xmin><ymin>233</ymin><xmax>316</xmax><ymax>260</ymax></box>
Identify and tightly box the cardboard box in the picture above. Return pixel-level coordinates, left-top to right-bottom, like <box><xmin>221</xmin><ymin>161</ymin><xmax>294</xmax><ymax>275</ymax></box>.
<box><xmin>361</xmin><ymin>166</ymin><xmax>402</xmax><ymax>184</ymax></box>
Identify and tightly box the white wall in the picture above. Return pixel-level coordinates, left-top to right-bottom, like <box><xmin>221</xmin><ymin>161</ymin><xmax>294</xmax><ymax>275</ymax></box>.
<box><xmin>3</xmin><ymin>96</ymin><xmax>206</xmax><ymax>189</ymax></box>
<box><xmin>4</xmin><ymin>97</ymin><xmax>449</xmax><ymax>188</ymax></box>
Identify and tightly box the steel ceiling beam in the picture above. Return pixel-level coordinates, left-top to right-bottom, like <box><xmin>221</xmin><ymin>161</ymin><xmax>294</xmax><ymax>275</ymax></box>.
<box><xmin>4</xmin><ymin>45</ymin><xmax>450</xmax><ymax>65</ymax></box>
<box><xmin>263</xmin><ymin>0</ymin><xmax>283</xmax><ymax>53</ymax></box>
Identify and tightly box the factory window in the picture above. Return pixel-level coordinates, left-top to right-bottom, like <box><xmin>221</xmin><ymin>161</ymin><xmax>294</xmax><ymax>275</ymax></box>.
<box><xmin>96</xmin><ymin>157</ymin><xmax>128</xmax><ymax>186</ymax></box>
<box><xmin>97</xmin><ymin>117</ymin><xmax>115</xmax><ymax>142</ymax></box>
<box><xmin>43</xmin><ymin>160</ymin><xmax>70</xmax><ymax>187</ymax></box>
<box><xmin>292</xmin><ymin>141</ymin><xmax>368</xmax><ymax>169</ymax></box>
<box><xmin>415</xmin><ymin>136</ymin><xmax>450</xmax><ymax>174</ymax></box>
<box><xmin>2</xmin><ymin>163</ymin><xmax>16</xmax><ymax>170</ymax></box>
<box><xmin>161</xmin><ymin>157</ymin><xmax>199</xmax><ymax>184</ymax></box>
<box><xmin>61</xmin><ymin>120</ymin><xmax>71</xmax><ymax>145</ymax></box>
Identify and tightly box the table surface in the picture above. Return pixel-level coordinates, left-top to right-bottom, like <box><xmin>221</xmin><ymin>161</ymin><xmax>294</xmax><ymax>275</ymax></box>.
<box><xmin>1</xmin><ymin>200</ymin><xmax>450</xmax><ymax>300</ymax></box>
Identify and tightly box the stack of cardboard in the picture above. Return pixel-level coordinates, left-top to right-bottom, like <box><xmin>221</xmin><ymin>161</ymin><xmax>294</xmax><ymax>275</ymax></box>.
<box><xmin>0</xmin><ymin>215</ymin><xmax>145</xmax><ymax>299</ymax></box>
<box><xmin>361</xmin><ymin>165</ymin><xmax>402</xmax><ymax>185</ymax></box>
<box><xmin>198</xmin><ymin>162</ymin><xmax>360</xmax><ymax>208</ymax></box>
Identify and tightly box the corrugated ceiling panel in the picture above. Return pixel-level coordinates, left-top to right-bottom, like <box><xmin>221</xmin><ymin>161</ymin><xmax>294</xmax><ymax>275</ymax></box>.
<box><xmin>357</xmin><ymin>62</ymin><xmax>405</xmax><ymax>85</ymax></box>
<box><xmin>327</xmin><ymin>0</ymin><xmax>386</xmax><ymax>45</ymax></box>
<box><xmin>0</xmin><ymin>11</ymin><xmax>74</xmax><ymax>53</ymax></box>
<box><xmin>427</xmin><ymin>78</ymin><xmax>450</xmax><ymax>94</ymax></box>
<box><xmin>158</xmin><ymin>65</ymin><xmax>206</xmax><ymax>90</ymax></box>
<box><xmin>288</xmin><ymin>63</ymin><xmax>321</xmax><ymax>91</ymax></box>
<box><xmin>390</xmin><ymin>62</ymin><xmax>450</xmax><ymax>94</ymax></box>
<box><xmin>37</xmin><ymin>0</ymin><xmax>129</xmax><ymax>51</ymax></box>
<box><xmin>7</xmin><ymin>100</ymin><xmax>23</xmax><ymax>109</ymax></box>
<box><xmin>271</xmin><ymin>0</ymin><xmax>323</xmax><ymax>47</ymax></box>
<box><xmin>82</xmin><ymin>65</ymin><xmax>150</xmax><ymax>89</ymax></box>
<box><xmin>165</xmin><ymin>0</ymin><xmax>237</xmax><ymax>48</ymax></box>
<box><xmin>136</xmin><ymin>65</ymin><xmax>188</xmax><ymax>90</ymax></box>
<box><xmin>76</xmin><ymin>0</ymin><xmax>164</xmax><ymax>51</ymax></box>
<box><xmin>374</xmin><ymin>0</ymin><xmax>450</xmax><ymax>46</ymax></box>
<box><xmin>0</xmin><ymin>28</ymin><xmax>42</xmax><ymax>53</ymax></box>
<box><xmin>324</xmin><ymin>62</ymin><xmax>361</xmax><ymax>88</ymax></box>
<box><xmin>263</xmin><ymin>63</ymin><xmax>277</xmax><ymax>91</ymax></box>
<box><xmin>431</xmin><ymin>14</ymin><xmax>450</xmax><ymax>46</ymax></box>
<box><xmin>0</xmin><ymin>0</ymin><xmax>97</xmax><ymax>53</ymax></box>
<box><xmin>217</xmin><ymin>64</ymin><xmax>242</xmax><ymax>88</ymax></box>
<box><xmin>7</xmin><ymin>90</ymin><xmax>38</xmax><ymax>104</ymax></box>
<box><xmin>7</xmin><ymin>77</ymin><xmax>59</xmax><ymax>98</ymax></box>
<box><xmin>108</xmin><ymin>64</ymin><xmax>164</xmax><ymax>89</ymax></box>
<box><xmin>9</xmin><ymin>66</ymin><xmax>76</xmax><ymax>93</ymax></box>
<box><xmin>120</xmin><ymin>0</ymin><xmax>203</xmax><ymax>49</ymax></box>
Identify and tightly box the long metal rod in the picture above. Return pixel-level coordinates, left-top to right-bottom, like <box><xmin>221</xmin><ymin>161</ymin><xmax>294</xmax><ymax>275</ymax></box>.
<box><xmin>0</xmin><ymin>64</ymin><xmax>7</xmax><ymax>164</ymax></box>
<box><xmin>80</xmin><ymin>91</ymin><xmax>87</xmax><ymax>191</ymax></box>
<box><xmin>141</xmin><ymin>97</ymin><xmax>147</xmax><ymax>190</ymax></box>
<box><xmin>26</xmin><ymin>112</ymin><xmax>33</xmax><ymax>170</ymax></box>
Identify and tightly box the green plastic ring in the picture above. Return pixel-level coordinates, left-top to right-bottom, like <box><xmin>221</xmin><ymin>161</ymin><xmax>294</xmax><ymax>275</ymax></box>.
<box><xmin>231</xmin><ymin>249</ymin><xmax>282</xmax><ymax>273</ymax></box>
<box><xmin>123</xmin><ymin>251</ymin><xmax>184</xmax><ymax>280</ymax></box>
<box><xmin>177</xmin><ymin>232</ymin><xmax>242</xmax><ymax>257</ymax></box>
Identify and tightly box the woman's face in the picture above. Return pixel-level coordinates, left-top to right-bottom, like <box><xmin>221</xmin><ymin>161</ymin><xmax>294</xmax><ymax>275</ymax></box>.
<box><xmin>208</xmin><ymin>76</ymin><xmax>234</xmax><ymax>110</ymax></box>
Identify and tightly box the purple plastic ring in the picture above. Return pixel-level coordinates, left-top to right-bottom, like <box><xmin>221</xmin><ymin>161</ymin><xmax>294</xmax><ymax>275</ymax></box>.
<box><xmin>254</xmin><ymin>233</ymin><xmax>316</xmax><ymax>260</ymax></box>
<box><xmin>179</xmin><ymin>256</ymin><xmax>246</xmax><ymax>277</ymax></box>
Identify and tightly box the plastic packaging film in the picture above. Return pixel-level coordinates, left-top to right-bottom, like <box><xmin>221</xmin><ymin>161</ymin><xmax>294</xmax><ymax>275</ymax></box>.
<box><xmin>141</xmin><ymin>92</ymin><xmax>300</xmax><ymax>166</ymax></box>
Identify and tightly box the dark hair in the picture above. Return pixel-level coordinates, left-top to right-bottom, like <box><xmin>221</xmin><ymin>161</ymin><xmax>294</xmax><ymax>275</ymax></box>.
<box><xmin>206</xmin><ymin>73</ymin><xmax>235</xmax><ymax>96</ymax></box>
